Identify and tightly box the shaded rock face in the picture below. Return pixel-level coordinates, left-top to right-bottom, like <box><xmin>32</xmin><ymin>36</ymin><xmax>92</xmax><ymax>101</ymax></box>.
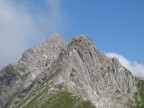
<box><xmin>0</xmin><ymin>34</ymin><xmax>142</xmax><ymax>108</ymax></box>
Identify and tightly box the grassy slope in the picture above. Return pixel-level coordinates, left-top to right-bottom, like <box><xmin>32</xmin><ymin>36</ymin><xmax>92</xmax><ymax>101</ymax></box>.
<box><xmin>135</xmin><ymin>79</ymin><xmax>144</xmax><ymax>108</ymax></box>
<box><xmin>4</xmin><ymin>64</ymin><xmax>144</xmax><ymax>108</ymax></box>
<box><xmin>39</xmin><ymin>91</ymin><xmax>95</xmax><ymax>108</ymax></box>
<box><xmin>16</xmin><ymin>90</ymin><xmax>95</xmax><ymax>108</ymax></box>
<box><xmin>13</xmin><ymin>67</ymin><xmax>96</xmax><ymax>108</ymax></box>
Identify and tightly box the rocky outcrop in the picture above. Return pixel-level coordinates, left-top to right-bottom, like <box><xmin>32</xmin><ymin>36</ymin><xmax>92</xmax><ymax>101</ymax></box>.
<box><xmin>0</xmin><ymin>34</ymin><xmax>143</xmax><ymax>108</ymax></box>
<box><xmin>17</xmin><ymin>33</ymin><xmax>66</xmax><ymax>85</ymax></box>
<box><xmin>0</xmin><ymin>33</ymin><xmax>66</xmax><ymax>108</ymax></box>
<box><xmin>47</xmin><ymin>36</ymin><xmax>137</xmax><ymax>108</ymax></box>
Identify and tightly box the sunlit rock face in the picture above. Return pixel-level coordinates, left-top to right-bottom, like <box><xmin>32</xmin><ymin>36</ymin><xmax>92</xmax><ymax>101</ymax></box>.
<box><xmin>0</xmin><ymin>34</ymin><xmax>143</xmax><ymax>108</ymax></box>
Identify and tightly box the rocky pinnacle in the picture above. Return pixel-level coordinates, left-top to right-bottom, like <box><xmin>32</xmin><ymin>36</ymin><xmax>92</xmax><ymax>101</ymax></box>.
<box><xmin>0</xmin><ymin>34</ymin><xmax>143</xmax><ymax>108</ymax></box>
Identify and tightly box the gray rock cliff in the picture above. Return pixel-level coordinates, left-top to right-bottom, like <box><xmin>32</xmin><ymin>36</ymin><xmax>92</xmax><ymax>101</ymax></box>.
<box><xmin>0</xmin><ymin>34</ymin><xmax>144</xmax><ymax>108</ymax></box>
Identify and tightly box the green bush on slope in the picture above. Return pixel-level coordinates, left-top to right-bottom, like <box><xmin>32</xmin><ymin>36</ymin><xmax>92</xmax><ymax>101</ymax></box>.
<box><xmin>135</xmin><ymin>79</ymin><xmax>144</xmax><ymax>108</ymax></box>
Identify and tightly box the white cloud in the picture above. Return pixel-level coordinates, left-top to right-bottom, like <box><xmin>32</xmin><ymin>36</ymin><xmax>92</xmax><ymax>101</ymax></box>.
<box><xmin>106</xmin><ymin>52</ymin><xmax>144</xmax><ymax>78</ymax></box>
<box><xmin>34</xmin><ymin>0</ymin><xmax>65</xmax><ymax>34</ymax></box>
<box><xmin>0</xmin><ymin>0</ymin><xmax>65</xmax><ymax>69</ymax></box>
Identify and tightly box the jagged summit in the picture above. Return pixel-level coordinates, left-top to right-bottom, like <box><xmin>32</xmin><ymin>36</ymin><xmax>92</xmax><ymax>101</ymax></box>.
<box><xmin>46</xmin><ymin>32</ymin><xmax>64</xmax><ymax>42</ymax></box>
<box><xmin>71</xmin><ymin>35</ymin><xmax>92</xmax><ymax>43</ymax></box>
<box><xmin>0</xmin><ymin>34</ymin><xmax>144</xmax><ymax>108</ymax></box>
<box><xmin>73</xmin><ymin>35</ymin><xmax>89</xmax><ymax>39</ymax></box>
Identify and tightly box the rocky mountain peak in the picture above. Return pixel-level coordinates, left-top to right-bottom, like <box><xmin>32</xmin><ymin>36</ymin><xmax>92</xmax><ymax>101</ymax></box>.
<box><xmin>20</xmin><ymin>33</ymin><xmax>65</xmax><ymax>63</ymax></box>
<box><xmin>15</xmin><ymin>33</ymin><xmax>67</xmax><ymax>87</ymax></box>
<box><xmin>46</xmin><ymin>32</ymin><xmax>63</xmax><ymax>41</ymax></box>
<box><xmin>70</xmin><ymin>35</ymin><xmax>94</xmax><ymax>47</ymax></box>
<box><xmin>0</xmin><ymin>34</ymin><xmax>144</xmax><ymax>108</ymax></box>
<box><xmin>68</xmin><ymin>35</ymin><xmax>95</xmax><ymax>57</ymax></box>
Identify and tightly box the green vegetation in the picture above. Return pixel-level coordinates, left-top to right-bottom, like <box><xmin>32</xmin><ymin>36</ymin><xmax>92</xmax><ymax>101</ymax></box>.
<box><xmin>5</xmin><ymin>65</ymin><xmax>21</xmax><ymax>77</ymax></box>
<box><xmin>42</xmin><ymin>68</ymin><xmax>61</xmax><ymax>85</ymax></box>
<box><xmin>135</xmin><ymin>79</ymin><xmax>144</xmax><ymax>108</ymax></box>
<box><xmin>80</xmin><ymin>101</ymin><xmax>96</xmax><ymax>108</ymax></box>
<box><xmin>21</xmin><ymin>82</ymin><xmax>35</xmax><ymax>93</ymax></box>
<box><xmin>14</xmin><ymin>66</ymin><xmax>95</xmax><ymax>108</ymax></box>
<box><xmin>39</xmin><ymin>91</ymin><xmax>95</xmax><ymax>108</ymax></box>
<box><xmin>14</xmin><ymin>68</ymin><xmax>62</xmax><ymax>108</ymax></box>
<box><xmin>16</xmin><ymin>90</ymin><xmax>95</xmax><ymax>108</ymax></box>
<box><xmin>21</xmin><ymin>72</ymin><xmax>31</xmax><ymax>80</ymax></box>
<box><xmin>124</xmin><ymin>68</ymin><xmax>132</xmax><ymax>77</ymax></box>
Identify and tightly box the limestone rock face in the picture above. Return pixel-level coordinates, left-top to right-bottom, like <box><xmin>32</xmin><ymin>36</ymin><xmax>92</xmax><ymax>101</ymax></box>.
<box><xmin>0</xmin><ymin>33</ymin><xmax>66</xmax><ymax>108</ymax></box>
<box><xmin>17</xmin><ymin>33</ymin><xmax>66</xmax><ymax>83</ymax></box>
<box><xmin>48</xmin><ymin>36</ymin><xmax>137</xmax><ymax>108</ymax></box>
<box><xmin>0</xmin><ymin>34</ymin><xmax>143</xmax><ymax>108</ymax></box>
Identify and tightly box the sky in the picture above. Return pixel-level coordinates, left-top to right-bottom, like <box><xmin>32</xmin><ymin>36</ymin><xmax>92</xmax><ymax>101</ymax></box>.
<box><xmin>0</xmin><ymin>0</ymin><xmax>144</xmax><ymax>77</ymax></box>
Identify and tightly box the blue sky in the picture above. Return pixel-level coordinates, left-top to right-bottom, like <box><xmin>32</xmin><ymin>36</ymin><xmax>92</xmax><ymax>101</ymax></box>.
<box><xmin>63</xmin><ymin>0</ymin><xmax>144</xmax><ymax>63</ymax></box>
<box><xmin>0</xmin><ymin>0</ymin><xmax>144</xmax><ymax>77</ymax></box>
